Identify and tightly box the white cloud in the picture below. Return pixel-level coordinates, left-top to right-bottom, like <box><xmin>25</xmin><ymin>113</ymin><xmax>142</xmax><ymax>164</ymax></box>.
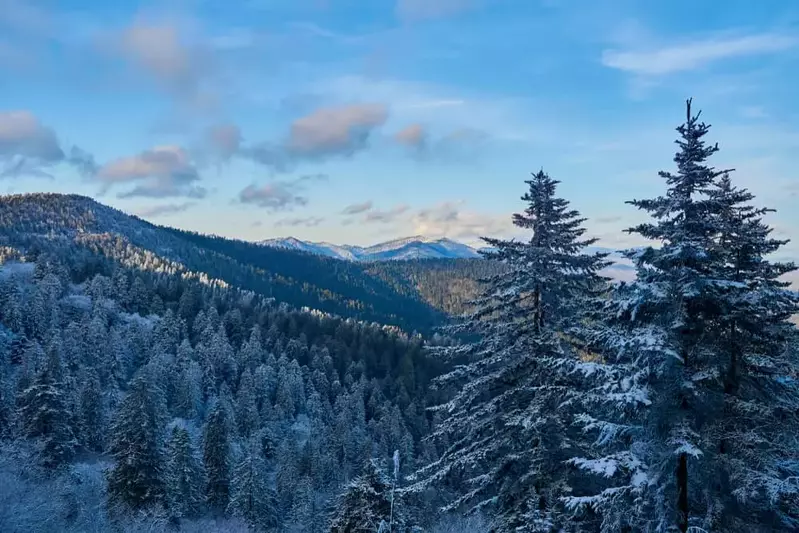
<box><xmin>602</xmin><ymin>32</ymin><xmax>798</xmax><ymax>76</ymax></box>
<box><xmin>0</xmin><ymin>110</ymin><xmax>96</xmax><ymax>178</ymax></box>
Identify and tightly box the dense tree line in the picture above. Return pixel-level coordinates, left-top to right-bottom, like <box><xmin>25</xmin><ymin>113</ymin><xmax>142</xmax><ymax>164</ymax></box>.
<box><xmin>0</xmin><ymin>238</ymin><xmax>455</xmax><ymax>531</ymax></box>
<box><xmin>365</xmin><ymin>259</ymin><xmax>508</xmax><ymax>316</ymax></box>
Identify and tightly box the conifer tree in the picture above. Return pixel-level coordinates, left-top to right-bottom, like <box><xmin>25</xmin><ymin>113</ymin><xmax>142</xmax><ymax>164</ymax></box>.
<box><xmin>236</xmin><ymin>368</ymin><xmax>260</xmax><ymax>438</ymax></box>
<box><xmin>107</xmin><ymin>373</ymin><xmax>167</xmax><ymax>511</ymax></box>
<box><xmin>228</xmin><ymin>437</ymin><xmax>279</xmax><ymax>531</ymax></box>
<box><xmin>78</xmin><ymin>371</ymin><xmax>105</xmax><ymax>452</ymax></box>
<box><xmin>204</xmin><ymin>400</ymin><xmax>231</xmax><ymax>515</ymax></box>
<box><xmin>567</xmin><ymin>100</ymin><xmax>799</xmax><ymax>532</ymax></box>
<box><xmin>165</xmin><ymin>425</ymin><xmax>205</xmax><ymax>521</ymax></box>
<box><xmin>330</xmin><ymin>459</ymin><xmax>405</xmax><ymax>533</ymax></box>
<box><xmin>17</xmin><ymin>357</ymin><xmax>76</xmax><ymax>468</ymax></box>
<box><xmin>410</xmin><ymin>170</ymin><xmax>609</xmax><ymax>531</ymax></box>
<box><xmin>704</xmin><ymin>173</ymin><xmax>799</xmax><ymax>530</ymax></box>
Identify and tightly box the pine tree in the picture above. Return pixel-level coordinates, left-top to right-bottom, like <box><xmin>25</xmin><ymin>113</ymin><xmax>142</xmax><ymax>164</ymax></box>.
<box><xmin>330</xmin><ymin>459</ymin><xmax>404</xmax><ymax>533</ymax></box>
<box><xmin>106</xmin><ymin>373</ymin><xmax>166</xmax><ymax>511</ymax></box>
<box><xmin>204</xmin><ymin>400</ymin><xmax>231</xmax><ymax>515</ymax></box>
<box><xmin>78</xmin><ymin>371</ymin><xmax>105</xmax><ymax>452</ymax></box>
<box><xmin>165</xmin><ymin>425</ymin><xmax>205</xmax><ymax>520</ymax></box>
<box><xmin>410</xmin><ymin>170</ymin><xmax>609</xmax><ymax>531</ymax></box>
<box><xmin>567</xmin><ymin>99</ymin><xmax>799</xmax><ymax>532</ymax></box>
<box><xmin>17</xmin><ymin>358</ymin><xmax>76</xmax><ymax>468</ymax></box>
<box><xmin>228</xmin><ymin>437</ymin><xmax>279</xmax><ymax>531</ymax></box>
<box><xmin>236</xmin><ymin>368</ymin><xmax>260</xmax><ymax>438</ymax></box>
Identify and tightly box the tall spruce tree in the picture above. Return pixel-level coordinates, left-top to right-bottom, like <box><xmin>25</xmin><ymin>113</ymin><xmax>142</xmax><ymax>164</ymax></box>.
<box><xmin>228</xmin><ymin>437</ymin><xmax>279</xmax><ymax>531</ymax></box>
<box><xmin>78</xmin><ymin>371</ymin><xmax>105</xmax><ymax>452</ymax></box>
<box><xmin>165</xmin><ymin>425</ymin><xmax>205</xmax><ymax>521</ymax></box>
<box><xmin>204</xmin><ymin>399</ymin><xmax>232</xmax><ymax>515</ymax></box>
<box><xmin>409</xmin><ymin>170</ymin><xmax>609</xmax><ymax>531</ymax></box>
<box><xmin>107</xmin><ymin>373</ymin><xmax>167</xmax><ymax>511</ymax></box>
<box><xmin>567</xmin><ymin>100</ymin><xmax>799</xmax><ymax>532</ymax></box>
<box><xmin>17</xmin><ymin>356</ymin><xmax>76</xmax><ymax>468</ymax></box>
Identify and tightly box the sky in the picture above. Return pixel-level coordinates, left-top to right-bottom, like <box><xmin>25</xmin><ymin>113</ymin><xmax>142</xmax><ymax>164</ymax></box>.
<box><xmin>1</xmin><ymin>0</ymin><xmax>798</xmax><ymax>258</ymax></box>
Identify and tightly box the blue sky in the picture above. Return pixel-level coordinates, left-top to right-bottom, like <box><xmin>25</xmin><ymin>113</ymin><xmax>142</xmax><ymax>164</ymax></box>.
<box><xmin>1</xmin><ymin>0</ymin><xmax>798</xmax><ymax>259</ymax></box>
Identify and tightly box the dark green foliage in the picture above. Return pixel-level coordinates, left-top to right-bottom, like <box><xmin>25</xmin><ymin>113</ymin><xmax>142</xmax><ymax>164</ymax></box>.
<box><xmin>165</xmin><ymin>426</ymin><xmax>205</xmax><ymax>520</ymax></box>
<box><xmin>411</xmin><ymin>170</ymin><xmax>610</xmax><ymax>532</ymax></box>
<box><xmin>203</xmin><ymin>401</ymin><xmax>231</xmax><ymax>515</ymax></box>
<box><xmin>78</xmin><ymin>372</ymin><xmax>105</xmax><ymax>452</ymax></box>
<box><xmin>106</xmin><ymin>374</ymin><xmax>166</xmax><ymax>511</ymax></box>
<box><xmin>229</xmin><ymin>437</ymin><xmax>279</xmax><ymax>531</ymax></box>
<box><xmin>0</xmin><ymin>193</ymin><xmax>447</xmax><ymax>333</ymax></box>
<box><xmin>365</xmin><ymin>259</ymin><xmax>508</xmax><ymax>316</ymax></box>
<box><xmin>17</xmin><ymin>362</ymin><xmax>76</xmax><ymax>468</ymax></box>
<box><xmin>329</xmin><ymin>459</ymin><xmax>405</xmax><ymax>533</ymax></box>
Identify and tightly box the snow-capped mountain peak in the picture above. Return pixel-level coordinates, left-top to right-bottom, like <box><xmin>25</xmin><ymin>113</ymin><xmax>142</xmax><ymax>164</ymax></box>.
<box><xmin>258</xmin><ymin>236</ymin><xmax>481</xmax><ymax>261</ymax></box>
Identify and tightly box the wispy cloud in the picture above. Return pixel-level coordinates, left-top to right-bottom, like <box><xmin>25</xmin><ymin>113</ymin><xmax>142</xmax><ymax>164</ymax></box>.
<box><xmin>101</xmin><ymin>12</ymin><xmax>217</xmax><ymax>112</ymax></box>
<box><xmin>602</xmin><ymin>32</ymin><xmax>798</xmax><ymax>76</ymax></box>
<box><xmin>275</xmin><ymin>215</ymin><xmax>325</xmax><ymax>227</ymax></box>
<box><xmin>364</xmin><ymin>204</ymin><xmax>410</xmax><ymax>223</ymax></box>
<box><xmin>137</xmin><ymin>202</ymin><xmax>195</xmax><ymax>218</ymax></box>
<box><xmin>341</xmin><ymin>200</ymin><xmax>374</xmax><ymax>215</ymax></box>
<box><xmin>238</xmin><ymin>173</ymin><xmax>328</xmax><ymax>212</ymax></box>
<box><xmin>394</xmin><ymin>124</ymin><xmax>427</xmax><ymax>152</ymax></box>
<box><xmin>204</xmin><ymin>123</ymin><xmax>242</xmax><ymax>162</ymax></box>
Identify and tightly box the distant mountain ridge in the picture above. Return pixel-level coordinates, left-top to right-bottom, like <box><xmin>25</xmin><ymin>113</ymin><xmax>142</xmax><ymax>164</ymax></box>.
<box><xmin>259</xmin><ymin>235</ymin><xmax>484</xmax><ymax>261</ymax></box>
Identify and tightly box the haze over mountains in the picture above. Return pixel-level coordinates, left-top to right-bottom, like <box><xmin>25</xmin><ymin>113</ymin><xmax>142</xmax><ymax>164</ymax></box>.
<box><xmin>259</xmin><ymin>235</ymin><xmax>638</xmax><ymax>280</ymax></box>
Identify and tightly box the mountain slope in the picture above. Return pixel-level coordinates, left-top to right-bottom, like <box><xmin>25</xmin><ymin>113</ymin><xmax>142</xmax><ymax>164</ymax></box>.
<box><xmin>0</xmin><ymin>193</ymin><xmax>444</xmax><ymax>332</ymax></box>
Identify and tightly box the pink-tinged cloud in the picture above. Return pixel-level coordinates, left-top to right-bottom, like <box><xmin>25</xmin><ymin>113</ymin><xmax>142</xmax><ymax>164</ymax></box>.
<box><xmin>394</xmin><ymin>123</ymin><xmax>426</xmax><ymax>150</ymax></box>
<box><xmin>98</xmin><ymin>145</ymin><xmax>205</xmax><ymax>199</ymax></box>
<box><xmin>287</xmin><ymin>103</ymin><xmax>388</xmax><ymax>156</ymax></box>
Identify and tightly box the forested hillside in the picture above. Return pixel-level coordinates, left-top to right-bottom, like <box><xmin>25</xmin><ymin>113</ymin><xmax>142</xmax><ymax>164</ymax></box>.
<box><xmin>365</xmin><ymin>259</ymin><xmax>507</xmax><ymax>316</ymax></box>
<box><xmin>0</xmin><ymin>238</ymin><xmax>460</xmax><ymax>531</ymax></box>
<box><xmin>0</xmin><ymin>194</ymin><xmax>447</xmax><ymax>334</ymax></box>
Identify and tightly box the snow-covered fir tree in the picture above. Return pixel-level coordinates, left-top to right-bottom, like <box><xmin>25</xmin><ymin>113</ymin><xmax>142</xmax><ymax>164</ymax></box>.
<box><xmin>228</xmin><ymin>437</ymin><xmax>279</xmax><ymax>531</ymax></box>
<box><xmin>704</xmin><ymin>173</ymin><xmax>799</xmax><ymax>530</ymax></box>
<box><xmin>78</xmin><ymin>371</ymin><xmax>105</xmax><ymax>453</ymax></box>
<box><xmin>410</xmin><ymin>170</ymin><xmax>609</xmax><ymax>531</ymax></box>
<box><xmin>566</xmin><ymin>99</ymin><xmax>799</xmax><ymax>532</ymax></box>
<box><xmin>164</xmin><ymin>425</ymin><xmax>205</xmax><ymax>521</ymax></box>
<box><xmin>329</xmin><ymin>458</ymin><xmax>407</xmax><ymax>533</ymax></box>
<box><xmin>203</xmin><ymin>399</ymin><xmax>232</xmax><ymax>515</ymax></box>
<box><xmin>106</xmin><ymin>372</ymin><xmax>167</xmax><ymax>511</ymax></box>
<box><xmin>17</xmin><ymin>351</ymin><xmax>76</xmax><ymax>468</ymax></box>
